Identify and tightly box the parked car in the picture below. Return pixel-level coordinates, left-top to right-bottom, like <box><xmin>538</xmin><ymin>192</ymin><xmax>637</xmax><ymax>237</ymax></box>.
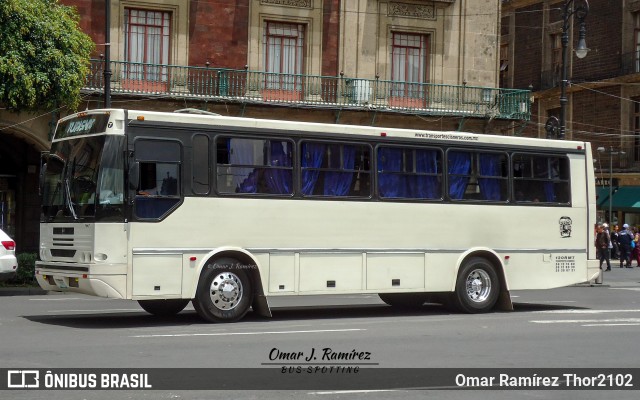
<box><xmin>0</xmin><ymin>229</ymin><xmax>17</xmax><ymax>282</ymax></box>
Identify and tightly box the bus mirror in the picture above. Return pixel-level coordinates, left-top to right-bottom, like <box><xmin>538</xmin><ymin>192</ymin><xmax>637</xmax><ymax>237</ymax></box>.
<box><xmin>129</xmin><ymin>161</ymin><xmax>140</xmax><ymax>190</ymax></box>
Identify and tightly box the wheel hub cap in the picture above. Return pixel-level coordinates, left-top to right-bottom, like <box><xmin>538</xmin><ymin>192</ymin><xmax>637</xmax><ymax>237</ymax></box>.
<box><xmin>209</xmin><ymin>272</ymin><xmax>243</xmax><ymax>311</ymax></box>
<box><xmin>466</xmin><ymin>269</ymin><xmax>491</xmax><ymax>303</ymax></box>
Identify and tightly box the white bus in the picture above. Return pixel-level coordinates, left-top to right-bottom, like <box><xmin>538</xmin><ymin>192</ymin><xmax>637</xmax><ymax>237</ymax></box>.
<box><xmin>36</xmin><ymin>109</ymin><xmax>600</xmax><ymax>322</ymax></box>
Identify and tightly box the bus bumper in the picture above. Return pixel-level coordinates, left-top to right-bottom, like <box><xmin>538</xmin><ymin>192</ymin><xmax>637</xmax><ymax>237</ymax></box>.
<box><xmin>35</xmin><ymin>261</ymin><xmax>127</xmax><ymax>299</ymax></box>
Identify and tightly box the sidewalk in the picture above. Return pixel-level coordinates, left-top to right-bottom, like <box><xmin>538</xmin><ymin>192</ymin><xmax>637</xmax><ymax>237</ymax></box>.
<box><xmin>584</xmin><ymin>263</ymin><xmax>640</xmax><ymax>288</ymax></box>
<box><xmin>0</xmin><ymin>286</ymin><xmax>48</xmax><ymax>296</ymax></box>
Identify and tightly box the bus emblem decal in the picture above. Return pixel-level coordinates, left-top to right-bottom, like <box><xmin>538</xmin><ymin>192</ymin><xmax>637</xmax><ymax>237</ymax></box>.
<box><xmin>559</xmin><ymin>216</ymin><xmax>572</xmax><ymax>238</ymax></box>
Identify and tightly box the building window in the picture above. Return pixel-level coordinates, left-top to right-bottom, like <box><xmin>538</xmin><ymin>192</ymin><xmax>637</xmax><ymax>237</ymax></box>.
<box><xmin>263</xmin><ymin>21</ymin><xmax>305</xmax><ymax>99</ymax></box>
<box><xmin>123</xmin><ymin>8</ymin><xmax>170</xmax><ymax>88</ymax></box>
<box><xmin>634</xmin><ymin>13</ymin><xmax>640</xmax><ymax>73</ymax></box>
<box><xmin>634</xmin><ymin>98</ymin><xmax>640</xmax><ymax>162</ymax></box>
<box><xmin>499</xmin><ymin>42</ymin><xmax>509</xmax><ymax>88</ymax></box>
<box><xmin>390</xmin><ymin>32</ymin><xmax>429</xmax><ymax>107</ymax></box>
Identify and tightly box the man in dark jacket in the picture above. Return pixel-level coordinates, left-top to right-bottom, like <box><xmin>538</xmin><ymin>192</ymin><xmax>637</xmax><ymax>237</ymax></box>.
<box><xmin>618</xmin><ymin>224</ymin><xmax>634</xmax><ymax>268</ymax></box>
<box><xmin>596</xmin><ymin>224</ymin><xmax>611</xmax><ymax>271</ymax></box>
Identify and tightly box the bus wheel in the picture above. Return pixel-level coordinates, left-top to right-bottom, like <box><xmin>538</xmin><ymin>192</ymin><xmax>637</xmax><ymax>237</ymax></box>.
<box><xmin>452</xmin><ymin>257</ymin><xmax>499</xmax><ymax>313</ymax></box>
<box><xmin>138</xmin><ymin>299</ymin><xmax>190</xmax><ymax>316</ymax></box>
<box><xmin>193</xmin><ymin>260</ymin><xmax>253</xmax><ymax>323</ymax></box>
<box><xmin>378</xmin><ymin>293</ymin><xmax>427</xmax><ymax>308</ymax></box>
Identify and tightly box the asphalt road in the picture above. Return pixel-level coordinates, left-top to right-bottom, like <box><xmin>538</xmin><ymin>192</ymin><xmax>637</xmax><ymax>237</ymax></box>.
<box><xmin>1</xmin><ymin>266</ymin><xmax>640</xmax><ymax>399</ymax></box>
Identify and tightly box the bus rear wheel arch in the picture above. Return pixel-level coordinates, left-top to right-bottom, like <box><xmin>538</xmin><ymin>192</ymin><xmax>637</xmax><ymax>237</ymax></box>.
<box><xmin>451</xmin><ymin>256</ymin><xmax>500</xmax><ymax>313</ymax></box>
<box><xmin>192</xmin><ymin>257</ymin><xmax>254</xmax><ymax>323</ymax></box>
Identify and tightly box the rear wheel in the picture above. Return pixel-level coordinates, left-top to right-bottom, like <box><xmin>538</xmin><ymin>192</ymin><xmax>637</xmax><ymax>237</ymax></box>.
<box><xmin>451</xmin><ymin>257</ymin><xmax>499</xmax><ymax>313</ymax></box>
<box><xmin>192</xmin><ymin>258</ymin><xmax>253</xmax><ymax>323</ymax></box>
<box><xmin>378</xmin><ymin>293</ymin><xmax>427</xmax><ymax>308</ymax></box>
<box><xmin>138</xmin><ymin>299</ymin><xmax>190</xmax><ymax>316</ymax></box>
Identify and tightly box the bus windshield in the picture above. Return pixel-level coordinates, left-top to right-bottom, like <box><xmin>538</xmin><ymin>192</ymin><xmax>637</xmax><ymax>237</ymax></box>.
<box><xmin>42</xmin><ymin>135</ymin><xmax>126</xmax><ymax>222</ymax></box>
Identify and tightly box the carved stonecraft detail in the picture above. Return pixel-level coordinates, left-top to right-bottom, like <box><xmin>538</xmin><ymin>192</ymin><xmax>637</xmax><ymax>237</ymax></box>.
<box><xmin>628</xmin><ymin>0</ymin><xmax>640</xmax><ymax>13</ymax></box>
<box><xmin>388</xmin><ymin>2</ymin><xmax>436</xmax><ymax>20</ymax></box>
<box><xmin>260</xmin><ymin>0</ymin><xmax>312</xmax><ymax>8</ymax></box>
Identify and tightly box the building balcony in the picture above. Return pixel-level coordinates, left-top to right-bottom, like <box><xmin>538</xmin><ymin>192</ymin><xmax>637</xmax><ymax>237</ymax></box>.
<box><xmin>620</xmin><ymin>50</ymin><xmax>640</xmax><ymax>77</ymax></box>
<box><xmin>84</xmin><ymin>59</ymin><xmax>531</xmax><ymax>121</ymax></box>
<box><xmin>541</xmin><ymin>51</ymin><xmax>640</xmax><ymax>91</ymax></box>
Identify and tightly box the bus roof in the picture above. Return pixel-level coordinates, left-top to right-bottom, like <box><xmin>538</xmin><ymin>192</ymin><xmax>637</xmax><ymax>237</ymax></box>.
<box><xmin>69</xmin><ymin>108</ymin><xmax>589</xmax><ymax>151</ymax></box>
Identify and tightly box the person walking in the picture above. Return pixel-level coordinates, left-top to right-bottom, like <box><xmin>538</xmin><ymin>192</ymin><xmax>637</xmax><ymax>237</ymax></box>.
<box><xmin>632</xmin><ymin>228</ymin><xmax>640</xmax><ymax>267</ymax></box>
<box><xmin>611</xmin><ymin>225</ymin><xmax>620</xmax><ymax>259</ymax></box>
<box><xmin>596</xmin><ymin>224</ymin><xmax>612</xmax><ymax>271</ymax></box>
<box><xmin>618</xmin><ymin>223</ymin><xmax>634</xmax><ymax>268</ymax></box>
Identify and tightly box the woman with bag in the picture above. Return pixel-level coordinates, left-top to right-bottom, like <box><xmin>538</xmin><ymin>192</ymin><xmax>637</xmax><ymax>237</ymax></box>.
<box><xmin>632</xmin><ymin>228</ymin><xmax>640</xmax><ymax>267</ymax></box>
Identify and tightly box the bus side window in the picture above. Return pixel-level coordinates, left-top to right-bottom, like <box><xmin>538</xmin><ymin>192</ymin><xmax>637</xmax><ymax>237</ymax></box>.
<box><xmin>377</xmin><ymin>146</ymin><xmax>442</xmax><ymax>200</ymax></box>
<box><xmin>138</xmin><ymin>163</ymin><xmax>179</xmax><ymax>196</ymax></box>
<box><xmin>133</xmin><ymin>139</ymin><xmax>182</xmax><ymax>219</ymax></box>
<box><xmin>216</xmin><ymin>137</ymin><xmax>293</xmax><ymax>195</ymax></box>
<box><xmin>512</xmin><ymin>154</ymin><xmax>570</xmax><ymax>205</ymax></box>
<box><xmin>300</xmin><ymin>141</ymin><xmax>371</xmax><ymax>197</ymax></box>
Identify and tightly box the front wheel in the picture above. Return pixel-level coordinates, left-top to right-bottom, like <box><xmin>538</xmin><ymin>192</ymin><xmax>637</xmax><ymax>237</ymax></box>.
<box><xmin>192</xmin><ymin>259</ymin><xmax>254</xmax><ymax>323</ymax></box>
<box><xmin>451</xmin><ymin>257</ymin><xmax>500</xmax><ymax>313</ymax></box>
<box><xmin>138</xmin><ymin>299</ymin><xmax>190</xmax><ymax>316</ymax></box>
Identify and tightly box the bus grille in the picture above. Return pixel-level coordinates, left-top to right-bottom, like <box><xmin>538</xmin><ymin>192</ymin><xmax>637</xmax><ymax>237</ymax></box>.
<box><xmin>50</xmin><ymin>249</ymin><xmax>77</xmax><ymax>258</ymax></box>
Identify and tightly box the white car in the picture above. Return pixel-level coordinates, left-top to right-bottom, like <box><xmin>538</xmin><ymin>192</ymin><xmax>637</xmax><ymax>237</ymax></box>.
<box><xmin>0</xmin><ymin>229</ymin><xmax>17</xmax><ymax>282</ymax></box>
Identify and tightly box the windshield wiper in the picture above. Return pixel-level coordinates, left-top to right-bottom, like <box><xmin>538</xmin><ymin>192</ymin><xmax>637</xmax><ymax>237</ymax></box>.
<box><xmin>64</xmin><ymin>178</ymin><xmax>78</xmax><ymax>220</ymax></box>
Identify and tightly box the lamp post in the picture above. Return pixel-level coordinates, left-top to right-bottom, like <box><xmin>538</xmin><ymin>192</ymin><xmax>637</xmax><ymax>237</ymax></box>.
<box><xmin>545</xmin><ymin>0</ymin><xmax>589</xmax><ymax>140</ymax></box>
<box><xmin>597</xmin><ymin>147</ymin><xmax>625</xmax><ymax>225</ymax></box>
<box><xmin>104</xmin><ymin>0</ymin><xmax>111</xmax><ymax>108</ymax></box>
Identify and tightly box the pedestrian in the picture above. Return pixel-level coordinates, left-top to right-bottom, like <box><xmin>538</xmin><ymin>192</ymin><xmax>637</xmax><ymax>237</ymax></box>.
<box><xmin>632</xmin><ymin>228</ymin><xmax>640</xmax><ymax>267</ymax></box>
<box><xmin>611</xmin><ymin>225</ymin><xmax>620</xmax><ymax>259</ymax></box>
<box><xmin>617</xmin><ymin>223</ymin><xmax>634</xmax><ymax>268</ymax></box>
<box><xmin>596</xmin><ymin>224</ymin><xmax>611</xmax><ymax>271</ymax></box>
<box><xmin>603</xmin><ymin>223</ymin><xmax>613</xmax><ymax>260</ymax></box>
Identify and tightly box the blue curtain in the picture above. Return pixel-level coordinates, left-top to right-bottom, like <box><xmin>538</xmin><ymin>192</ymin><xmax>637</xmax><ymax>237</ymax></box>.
<box><xmin>448</xmin><ymin>151</ymin><xmax>471</xmax><ymax>200</ymax></box>
<box><xmin>324</xmin><ymin>145</ymin><xmax>355</xmax><ymax>196</ymax></box>
<box><xmin>544</xmin><ymin>182</ymin><xmax>556</xmax><ymax>202</ymax></box>
<box><xmin>478</xmin><ymin>153</ymin><xmax>502</xmax><ymax>201</ymax></box>
<box><xmin>264</xmin><ymin>141</ymin><xmax>292</xmax><ymax>194</ymax></box>
<box><xmin>301</xmin><ymin>143</ymin><xmax>325</xmax><ymax>195</ymax></box>
<box><xmin>378</xmin><ymin>147</ymin><xmax>405</xmax><ymax>198</ymax></box>
<box><xmin>412</xmin><ymin>149</ymin><xmax>440</xmax><ymax>199</ymax></box>
<box><xmin>237</xmin><ymin>169</ymin><xmax>259</xmax><ymax>193</ymax></box>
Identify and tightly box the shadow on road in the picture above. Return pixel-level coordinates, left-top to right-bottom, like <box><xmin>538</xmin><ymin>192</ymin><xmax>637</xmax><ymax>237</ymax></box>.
<box><xmin>22</xmin><ymin>300</ymin><xmax>586</xmax><ymax>329</ymax></box>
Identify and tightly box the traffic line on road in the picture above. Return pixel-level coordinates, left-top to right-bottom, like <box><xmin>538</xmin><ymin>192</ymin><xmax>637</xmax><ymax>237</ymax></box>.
<box><xmin>28</xmin><ymin>298</ymin><xmax>86</xmax><ymax>301</ymax></box>
<box><xmin>308</xmin><ymin>390</ymin><xmax>398</xmax><ymax>395</ymax></box>
<box><xmin>531</xmin><ymin>318</ymin><xmax>640</xmax><ymax>325</ymax></box>
<box><xmin>534</xmin><ymin>309</ymin><xmax>640</xmax><ymax>314</ymax></box>
<box><xmin>47</xmin><ymin>308</ymin><xmax>141</xmax><ymax>313</ymax></box>
<box><xmin>131</xmin><ymin>328</ymin><xmax>365</xmax><ymax>338</ymax></box>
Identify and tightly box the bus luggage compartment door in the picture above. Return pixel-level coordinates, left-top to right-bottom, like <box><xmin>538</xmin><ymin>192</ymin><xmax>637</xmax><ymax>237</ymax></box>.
<box><xmin>132</xmin><ymin>254</ymin><xmax>183</xmax><ymax>296</ymax></box>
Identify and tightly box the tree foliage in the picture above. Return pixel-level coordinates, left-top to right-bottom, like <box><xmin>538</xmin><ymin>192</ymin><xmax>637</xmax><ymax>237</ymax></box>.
<box><xmin>0</xmin><ymin>0</ymin><xmax>95</xmax><ymax>111</ymax></box>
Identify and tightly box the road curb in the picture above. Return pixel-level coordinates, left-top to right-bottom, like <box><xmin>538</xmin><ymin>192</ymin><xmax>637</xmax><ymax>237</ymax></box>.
<box><xmin>0</xmin><ymin>287</ymin><xmax>49</xmax><ymax>296</ymax></box>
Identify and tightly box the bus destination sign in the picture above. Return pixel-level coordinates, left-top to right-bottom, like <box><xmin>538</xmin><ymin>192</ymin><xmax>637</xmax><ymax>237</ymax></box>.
<box><xmin>55</xmin><ymin>114</ymin><xmax>110</xmax><ymax>139</ymax></box>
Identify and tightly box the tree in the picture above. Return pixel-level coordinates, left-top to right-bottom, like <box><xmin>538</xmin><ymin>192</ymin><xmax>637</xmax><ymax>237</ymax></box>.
<box><xmin>0</xmin><ymin>0</ymin><xmax>94</xmax><ymax>111</ymax></box>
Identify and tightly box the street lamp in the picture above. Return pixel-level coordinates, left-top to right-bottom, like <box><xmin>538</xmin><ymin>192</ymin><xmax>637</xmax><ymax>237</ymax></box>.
<box><xmin>597</xmin><ymin>146</ymin><xmax>625</xmax><ymax>225</ymax></box>
<box><xmin>545</xmin><ymin>0</ymin><xmax>590</xmax><ymax>140</ymax></box>
<box><xmin>104</xmin><ymin>0</ymin><xmax>111</xmax><ymax>108</ymax></box>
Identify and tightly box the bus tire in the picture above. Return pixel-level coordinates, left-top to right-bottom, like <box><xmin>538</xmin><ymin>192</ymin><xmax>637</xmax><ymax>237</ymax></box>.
<box><xmin>378</xmin><ymin>293</ymin><xmax>427</xmax><ymax>308</ymax></box>
<box><xmin>138</xmin><ymin>299</ymin><xmax>190</xmax><ymax>316</ymax></box>
<box><xmin>451</xmin><ymin>257</ymin><xmax>500</xmax><ymax>313</ymax></box>
<box><xmin>193</xmin><ymin>259</ymin><xmax>253</xmax><ymax>323</ymax></box>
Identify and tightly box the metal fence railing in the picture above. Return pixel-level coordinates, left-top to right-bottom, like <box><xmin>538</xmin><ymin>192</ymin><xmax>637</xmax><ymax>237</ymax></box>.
<box><xmin>85</xmin><ymin>59</ymin><xmax>531</xmax><ymax>120</ymax></box>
